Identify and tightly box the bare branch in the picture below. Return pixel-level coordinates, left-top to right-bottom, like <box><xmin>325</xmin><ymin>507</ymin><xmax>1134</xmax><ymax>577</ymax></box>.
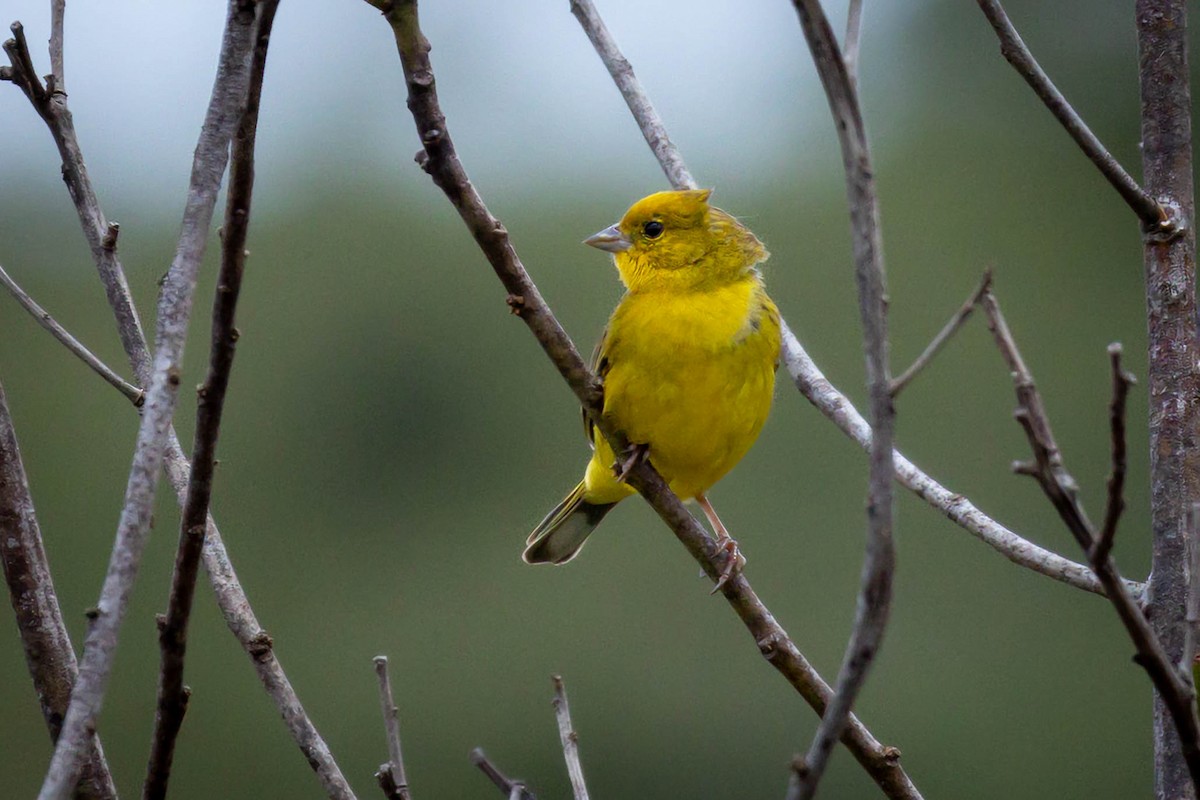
<box><xmin>551</xmin><ymin>676</ymin><xmax>590</xmax><ymax>800</ymax></box>
<box><xmin>567</xmin><ymin>0</ymin><xmax>696</xmax><ymax>191</ymax></box>
<box><xmin>48</xmin><ymin>0</ymin><xmax>64</xmax><ymax>90</ymax></box>
<box><xmin>787</xmin><ymin>2</ymin><xmax>895</xmax><ymax>797</ymax></box>
<box><xmin>980</xmin><ymin>287</ymin><xmax>1200</xmax><ymax>791</ymax></box>
<box><xmin>144</xmin><ymin>3</ymin><xmax>279</xmax><ymax>797</ymax></box>
<box><xmin>0</xmin><ymin>262</ymin><xmax>144</xmax><ymax>406</ymax></box>
<box><xmin>890</xmin><ymin>270</ymin><xmax>991</xmax><ymax>397</ymax></box>
<box><xmin>843</xmin><ymin>0</ymin><xmax>863</xmax><ymax>87</ymax></box>
<box><xmin>1135</xmin><ymin>2</ymin><xmax>1200</xmax><ymax>793</ymax></box>
<box><xmin>1091</xmin><ymin>343</ymin><xmax>1134</xmax><ymax>565</ymax></box>
<box><xmin>6</xmin><ymin>10</ymin><xmax>357</xmax><ymax>797</ymax></box>
<box><xmin>0</xmin><ymin>380</ymin><xmax>117</xmax><ymax>800</ymax></box>
<box><xmin>373</xmin><ymin>656</ymin><xmax>412</xmax><ymax>800</ymax></box>
<box><xmin>36</xmin><ymin>2</ymin><xmax>259</xmax><ymax>797</ymax></box>
<box><xmin>974</xmin><ymin>0</ymin><xmax>1172</xmax><ymax>232</ymax></box>
<box><xmin>373</xmin><ymin>2</ymin><xmax>916</xmax><ymax>796</ymax></box>
<box><xmin>470</xmin><ymin>748</ymin><xmax>537</xmax><ymax>800</ymax></box>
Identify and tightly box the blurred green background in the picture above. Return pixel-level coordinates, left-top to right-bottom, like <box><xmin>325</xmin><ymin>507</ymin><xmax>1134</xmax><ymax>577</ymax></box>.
<box><xmin>1</xmin><ymin>0</ymin><xmax>1194</xmax><ymax>797</ymax></box>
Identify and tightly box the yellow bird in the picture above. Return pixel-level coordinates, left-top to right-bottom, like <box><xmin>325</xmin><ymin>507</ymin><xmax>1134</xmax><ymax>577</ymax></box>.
<box><xmin>523</xmin><ymin>189</ymin><xmax>780</xmax><ymax>582</ymax></box>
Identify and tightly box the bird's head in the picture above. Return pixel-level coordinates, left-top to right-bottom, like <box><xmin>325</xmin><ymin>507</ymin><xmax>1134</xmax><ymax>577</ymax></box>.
<box><xmin>584</xmin><ymin>189</ymin><xmax>768</xmax><ymax>293</ymax></box>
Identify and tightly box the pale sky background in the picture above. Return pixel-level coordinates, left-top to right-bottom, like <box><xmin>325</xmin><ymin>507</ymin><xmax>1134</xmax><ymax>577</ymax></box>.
<box><xmin>2</xmin><ymin>1</ymin><xmax>921</xmax><ymax>212</ymax></box>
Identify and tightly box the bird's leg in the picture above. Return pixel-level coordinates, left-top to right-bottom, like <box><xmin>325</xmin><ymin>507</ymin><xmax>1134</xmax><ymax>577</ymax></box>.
<box><xmin>696</xmin><ymin>493</ymin><xmax>744</xmax><ymax>593</ymax></box>
<box><xmin>612</xmin><ymin>441</ymin><xmax>650</xmax><ymax>483</ymax></box>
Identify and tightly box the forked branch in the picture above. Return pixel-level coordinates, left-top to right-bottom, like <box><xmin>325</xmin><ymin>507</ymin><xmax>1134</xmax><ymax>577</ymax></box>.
<box><xmin>980</xmin><ymin>288</ymin><xmax>1200</xmax><ymax>791</ymax></box>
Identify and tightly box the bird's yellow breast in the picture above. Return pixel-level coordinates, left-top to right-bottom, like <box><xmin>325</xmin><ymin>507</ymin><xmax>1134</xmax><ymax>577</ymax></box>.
<box><xmin>584</xmin><ymin>275</ymin><xmax>780</xmax><ymax>503</ymax></box>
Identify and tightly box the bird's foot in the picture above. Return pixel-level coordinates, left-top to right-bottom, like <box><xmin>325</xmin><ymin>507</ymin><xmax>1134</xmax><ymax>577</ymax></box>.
<box><xmin>710</xmin><ymin>534</ymin><xmax>746</xmax><ymax>595</ymax></box>
<box><xmin>612</xmin><ymin>442</ymin><xmax>649</xmax><ymax>483</ymax></box>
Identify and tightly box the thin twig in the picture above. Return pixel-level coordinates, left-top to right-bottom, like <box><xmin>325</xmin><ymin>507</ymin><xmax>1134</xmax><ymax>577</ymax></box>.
<box><xmin>889</xmin><ymin>270</ymin><xmax>991</xmax><ymax>397</ymax></box>
<box><xmin>0</xmin><ymin>262</ymin><xmax>144</xmax><ymax>406</ymax></box>
<box><xmin>787</xmin><ymin>2</ymin><xmax>895</xmax><ymax>797</ymax></box>
<box><xmin>372</xmin><ymin>1</ymin><xmax>918</xmax><ymax>796</ymax></box>
<box><xmin>563</xmin><ymin>0</ymin><xmax>1118</xmax><ymax>601</ymax></box>
<box><xmin>373</xmin><ymin>656</ymin><xmax>412</xmax><ymax>800</ymax></box>
<box><xmin>843</xmin><ymin>0</ymin><xmax>863</xmax><ymax>88</ymax></box>
<box><xmin>48</xmin><ymin>0</ymin><xmax>64</xmax><ymax>90</ymax></box>
<box><xmin>143</xmin><ymin>3</ymin><xmax>278</xmax><ymax>798</ymax></box>
<box><xmin>0</xmin><ymin>380</ymin><xmax>117</xmax><ymax>800</ymax></box>
<box><xmin>974</xmin><ymin>0</ymin><xmax>1172</xmax><ymax>233</ymax></box>
<box><xmin>36</xmin><ymin>3</ymin><xmax>259</xmax><ymax>797</ymax></box>
<box><xmin>5</xmin><ymin>10</ymin><xmax>357</xmax><ymax>797</ymax></box>
<box><xmin>1091</xmin><ymin>344</ymin><xmax>1134</xmax><ymax>565</ymax></box>
<box><xmin>551</xmin><ymin>676</ymin><xmax>590</xmax><ymax>800</ymax></box>
<box><xmin>470</xmin><ymin>748</ymin><xmax>537</xmax><ymax>800</ymax></box>
<box><xmin>980</xmin><ymin>288</ymin><xmax>1200</xmax><ymax>791</ymax></box>
<box><xmin>567</xmin><ymin>0</ymin><xmax>696</xmax><ymax>191</ymax></box>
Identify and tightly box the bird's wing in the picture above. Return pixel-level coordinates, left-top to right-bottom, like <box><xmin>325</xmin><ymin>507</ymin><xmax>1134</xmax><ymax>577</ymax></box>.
<box><xmin>582</xmin><ymin>325</ymin><xmax>614</xmax><ymax>448</ymax></box>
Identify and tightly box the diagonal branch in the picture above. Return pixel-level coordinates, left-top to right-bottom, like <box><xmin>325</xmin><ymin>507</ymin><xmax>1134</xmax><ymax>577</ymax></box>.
<box><xmin>567</xmin><ymin>0</ymin><xmax>1118</xmax><ymax>600</ymax></box>
<box><xmin>470</xmin><ymin>749</ymin><xmax>537</xmax><ymax>800</ymax></box>
<box><xmin>369</xmin><ymin>1</ymin><xmax>917</xmax><ymax>797</ymax></box>
<box><xmin>1091</xmin><ymin>344</ymin><xmax>1134</xmax><ymax>566</ymax></box>
<box><xmin>4</xmin><ymin>7</ymin><xmax>358</xmax><ymax>799</ymax></box>
<box><xmin>788</xmin><ymin>2</ymin><xmax>895</xmax><ymax>797</ymax></box>
<box><xmin>974</xmin><ymin>0</ymin><xmax>1173</xmax><ymax>233</ymax></box>
<box><xmin>143</xmin><ymin>3</ymin><xmax>279</xmax><ymax>798</ymax></box>
<box><xmin>36</xmin><ymin>2</ymin><xmax>259</xmax><ymax>797</ymax></box>
<box><xmin>980</xmin><ymin>288</ymin><xmax>1200</xmax><ymax>792</ymax></box>
<box><xmin>0</xmin><ymin>380</ymin><xmax>117</xmax><ymax>800</ymax></box>
<box><xmin>889</xmin><ymin>270</ymin><xmax>991</xmax><ymax>397</ymax></box>
<box><xmin>0</xmin><ymin>262</ymin><xmax>144</xmax><ymax>406</ymax></box>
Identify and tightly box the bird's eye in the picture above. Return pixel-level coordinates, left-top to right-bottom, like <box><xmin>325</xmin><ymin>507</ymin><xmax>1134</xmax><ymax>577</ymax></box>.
<box><xmin>643</xmin><ymin>220</ymin><xmax>665</xmax><ymax>239</ymax></box>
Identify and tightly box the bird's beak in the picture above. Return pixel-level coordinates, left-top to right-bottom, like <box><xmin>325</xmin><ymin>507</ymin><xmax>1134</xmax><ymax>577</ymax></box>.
<box><xmin>583</xmin><ymin>224</ymin><xmax>632</xmax><ymax>253</ymax></box>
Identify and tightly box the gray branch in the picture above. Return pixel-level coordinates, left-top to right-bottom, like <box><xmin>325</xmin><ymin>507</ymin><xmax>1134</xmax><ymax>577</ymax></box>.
<box><xmin>0</xmin><ymin>380</ymin><xmax>117</xmax><ymax>800</ymax></box>
<box><xmin>36</xmin><ymin>3</ymin><xmax>258</xmax><ymax>797</ymax></box>
<box><xmin>787</xmin><ymin>1</ymin><xmax>895</xmax><ymax>796</ymax></box>
<box><xmin>551</xmin><ymin>676</ymin><xmax>590</xmax><ymax>800</ymax></box>
<box><xmin>373</xmin><ymin>656</ymin><xmax>412</xmax><ymax>800</ymax></box>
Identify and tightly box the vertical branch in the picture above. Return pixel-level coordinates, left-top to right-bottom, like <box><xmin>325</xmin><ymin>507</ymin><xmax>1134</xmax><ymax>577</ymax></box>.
<box><xmin>1135</xmin><ymin>2</ymin><xmax>1200</xmax><ymax>798</ymax></box>
<box><xmin>143</xmin><ymin>3</ymin><xmax>279</xmax><ymax>798</ymax></box>
<box><xmin>36</xmin><ymin>2</ymin><xmax>258</xmax><ymax>798</ymax></box>
<box><xmin>373</xmin><ymin>656</ymin><xmax>412</xmax><ymax>800</ymax></box>
<box><xmin>551</xmin><ymin>676</ymin><xmax>590</xmax><ymax>800</ymax></box>
<box><xmin>788</xmin><ymin>2</ymin><xmax>895</xmax><ymax>798</ymax></box>
<box><xmin>48</xmin><ymin>0</ymin><xmax>64</xmax><ymax>90</ymax></box>
<box><xmin>0</xmin><ymin>380</ymin><xmax>117</xmax><ymax>800</ymax></box>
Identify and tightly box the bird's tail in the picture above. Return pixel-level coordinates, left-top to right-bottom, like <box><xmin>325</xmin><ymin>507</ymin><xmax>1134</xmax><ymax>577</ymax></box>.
<box><xmin>523</xmin><ymin>481</ymin><xmax>616</xmax><ymax>565</ymax></box>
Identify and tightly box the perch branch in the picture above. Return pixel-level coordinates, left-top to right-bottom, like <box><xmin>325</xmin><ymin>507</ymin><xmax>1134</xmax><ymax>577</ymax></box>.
<box><xmin>0</xmin><ymin>262</ymin><xmax>144</xmax><ymax>406</ymax></box>
<box><xmin>889</xmin><ymin>270</ymin><xmax>991</xmax><ymax>397</ymax></box>
<box><xmin>980</xmin><ymin>288</ymin><xmax>1200</xmax><ymax>790</ymax></box>
<box><xmin>0</xmin><ymin>380</ymin><xmax>117</xmax><ymax>800</ymax></box>
<box><xmin>370</xmin><ymin>1</ymin><xmax>918</xmax><ymax>796</ymax></box>
<box><xmin>551</xmin><ymin>676</ymin><xmax>590</xmax><ymax>800</ymax></box>
<box><xmin>4</xmin><ymin>6</ymin><xmax>358</xmax><ymax>799</ymax></box>
<box><xmin>144</xmin><ymin>3</ymin><xmax>279</xmax><ymax>798</ymax></box>
<box><xmin>470</xmin><ymin>749</ymin><xmax>536</xmax><ymax>800</ymax></box>
<box><xmin>373</xmin><ymin>656</ymin><xmax>412</xmax><ymax>800</ymax></box>
<box><xmin>566</xmin><ymin>0</ymin><xmax>1119</xmax><ymax>600</ymax></box>
<box><xmin>36</xmin><ymin>3</ymin><xmax>258</xmax><ymax>798</ymax></box>
<box><xmin>788</xmin><ymin>2</ymin><xmax>895</xmax><ymax>797</ymax></box>
<box><xmin>974</xmin><ymin>0</ymin><xmax>1171</xmax><ymax>232</ymax></box>
<box><xmin>48</xmin><ymin>0</ymin><xmax>63</xmax><ymax>90</ymax></box>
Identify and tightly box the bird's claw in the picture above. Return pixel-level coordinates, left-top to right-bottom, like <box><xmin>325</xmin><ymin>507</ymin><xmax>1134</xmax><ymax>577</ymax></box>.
<box><xmin>710</xmin><ymin>534</ymin><xmax>745</xmax><ymax>594</ymax></box>
<box><xmin>612</xmin><ymin>442</ymin><xmax>649</xmax><ymax>483</ymax></box>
